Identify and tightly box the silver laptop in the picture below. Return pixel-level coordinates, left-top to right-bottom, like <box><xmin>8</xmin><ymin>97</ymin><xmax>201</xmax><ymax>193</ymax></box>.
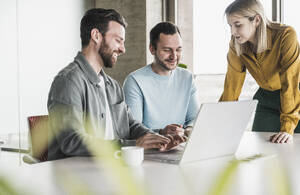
<box><xmin>144</xmin><ymin>100</ymin><xmax>258</xmax><ymax>164</ymax></box>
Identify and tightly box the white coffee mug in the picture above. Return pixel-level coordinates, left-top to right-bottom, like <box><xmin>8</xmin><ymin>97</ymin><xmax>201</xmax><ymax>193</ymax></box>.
<box><xmin>114</xmin><ymin>146</ymin><xmax>144</xmax><ymax>166</ymax></box>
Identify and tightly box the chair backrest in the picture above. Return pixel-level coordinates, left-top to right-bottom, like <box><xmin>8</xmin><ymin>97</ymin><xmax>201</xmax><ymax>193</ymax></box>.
<box><xmin>27</xmin><ymin>115</ymin><xmax>49</xmax><ymax>162</ymax></box>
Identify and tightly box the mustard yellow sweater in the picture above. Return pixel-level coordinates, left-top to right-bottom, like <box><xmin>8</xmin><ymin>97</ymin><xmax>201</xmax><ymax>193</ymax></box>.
<box><xmin>220</xmin><ymin>25</ymin><xmax>300</xmax><ymax>135</ymax></box>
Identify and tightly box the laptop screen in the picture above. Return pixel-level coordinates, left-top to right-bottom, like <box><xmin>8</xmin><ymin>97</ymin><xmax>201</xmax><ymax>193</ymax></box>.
<box><xmin>181</xmin><ymin>100</ymin><xmax>257</xmax><ymax>164</ymax></box>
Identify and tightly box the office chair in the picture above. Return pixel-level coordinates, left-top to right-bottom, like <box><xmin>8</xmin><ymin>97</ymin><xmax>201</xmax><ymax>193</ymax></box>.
<box><xmin>23</xmin><ymin>115</ymin><xmax>49</xmax><ymax>164</ymax></box>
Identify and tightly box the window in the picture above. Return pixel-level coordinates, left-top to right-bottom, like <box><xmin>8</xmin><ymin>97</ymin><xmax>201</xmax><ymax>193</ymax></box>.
<box><xmin>284</xmin><ymin>2</ymin><xmax>300</xmax><ymax>41</ymax></box>
<box><xmin>193</xmin><ymin>0</ymin><xmax>272</xmax><ymax>74</ymax></box>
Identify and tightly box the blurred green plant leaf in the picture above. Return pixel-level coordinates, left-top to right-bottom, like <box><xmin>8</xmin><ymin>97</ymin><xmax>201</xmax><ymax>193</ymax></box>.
<box><xmin>178</xmin><ymin>63</ymin><xmax>187</xmax><ymax>69</ymax></box>
<box><xmin>0</xmin><ymin>176</ymin><xmax>22</xmax><ymax>195</ymax></box>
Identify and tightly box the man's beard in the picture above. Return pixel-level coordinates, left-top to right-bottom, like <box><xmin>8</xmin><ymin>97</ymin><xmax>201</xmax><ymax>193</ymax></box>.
<box><xmin>154</xmin><ymin>53</ymin><xmax>178</xmax><ymax>71</ymax></box>
<box><xmin>98</xmin><ymin>39</ymin><xmax>114</xmax><ymax>68</ymax></box>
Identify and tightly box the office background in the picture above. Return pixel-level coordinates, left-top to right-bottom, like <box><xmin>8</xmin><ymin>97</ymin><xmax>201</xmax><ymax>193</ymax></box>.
<box><xmin>0</xmin><ymin>0</ymin><xmax>297</xmax><ymax>137</ymax></box>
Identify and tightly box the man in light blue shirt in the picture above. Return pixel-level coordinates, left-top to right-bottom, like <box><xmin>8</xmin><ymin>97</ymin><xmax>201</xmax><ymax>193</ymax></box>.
<box><xmin>123</xmin><ymin>22</ymin><xmax>200</xmax><ymax>136</ymax></box>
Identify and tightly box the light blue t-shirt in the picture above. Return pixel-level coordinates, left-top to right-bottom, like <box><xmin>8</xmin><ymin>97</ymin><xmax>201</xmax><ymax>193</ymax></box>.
<box><xmin>123</xmin><ymin>64</ymin><xmax>200</xmax><ymax>131</ymax></box>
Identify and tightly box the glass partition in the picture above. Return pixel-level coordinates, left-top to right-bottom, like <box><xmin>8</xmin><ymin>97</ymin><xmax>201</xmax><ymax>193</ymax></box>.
<box><xmin>0</xmin><ymin>0</ymin><xmax>93</xmax><ymax>164</ymax></box>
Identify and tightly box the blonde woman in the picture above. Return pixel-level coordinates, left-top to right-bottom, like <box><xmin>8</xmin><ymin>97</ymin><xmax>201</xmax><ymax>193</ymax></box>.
<box><xmin>220</xmin><ymin>0</ymin><xmax>300</xmax><ymax>143</ymax></box>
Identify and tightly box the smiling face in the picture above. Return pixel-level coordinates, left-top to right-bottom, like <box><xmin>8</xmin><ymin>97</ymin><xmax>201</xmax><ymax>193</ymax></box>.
<box><xmin>227</xmin><ymin>14</ymin><xmax>259</xmax><ymax>45</ymax></box>
<box><xmin>150</xmin><ymin>33</ymin><xmax>182</xmax><ymax>72</ymax></box>
<box><xmin>98</xmin><ymin>21</ymin><xmax>125</xmax><ymax>68</ymax></box>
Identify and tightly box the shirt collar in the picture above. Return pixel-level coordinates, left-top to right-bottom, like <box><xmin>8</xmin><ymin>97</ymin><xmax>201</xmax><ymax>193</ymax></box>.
<box><xmin>74</xmin><ymin>52</ymin><xmax>111</xmax><ymax>85</ymax></box>
<box><xmin>99</xmin><ymin>68</ymin><xmax>111</xmax><ymax>85</ymax></box>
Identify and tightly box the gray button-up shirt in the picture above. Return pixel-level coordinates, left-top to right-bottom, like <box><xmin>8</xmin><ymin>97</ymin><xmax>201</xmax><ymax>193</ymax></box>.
<box><xmin>47</xmin><ymin>52</ymin><xmax>149</xmax><ymax>160</ymax></box>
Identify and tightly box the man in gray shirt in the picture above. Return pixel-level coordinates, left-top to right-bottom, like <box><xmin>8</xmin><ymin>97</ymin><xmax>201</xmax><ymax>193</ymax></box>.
<box><xmin>47</xmin><ymin>8</ymin><xmax>183</xmax><ymax>160</ymax></box>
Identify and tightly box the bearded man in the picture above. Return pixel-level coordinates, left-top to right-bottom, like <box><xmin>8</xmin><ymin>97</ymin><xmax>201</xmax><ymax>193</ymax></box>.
<box><xmin>47</xmin><ymin>9</ymin><xmax>181</xmax><ymax>161</ymax></box>
<box><xmin>123</xmin><ymin>22</ymin><xmax>200</xmax><ymax>137</ymax></box>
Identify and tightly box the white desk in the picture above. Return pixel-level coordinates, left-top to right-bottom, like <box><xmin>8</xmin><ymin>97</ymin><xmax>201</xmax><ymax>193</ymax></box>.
<box><xmin>1</xmin><ymin>132</ymin><xmax>300</xmax><ymax>195</ymax></box>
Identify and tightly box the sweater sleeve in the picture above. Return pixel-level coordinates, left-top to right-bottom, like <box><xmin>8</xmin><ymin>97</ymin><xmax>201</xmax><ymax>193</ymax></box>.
<box><xmin>220</xmin><ymin>40</ymin><xmax>246</xmax><ymax>101</ymax></box>
<box><xmin>279</xmin><ymin>27</ymin><xmax>300</xmax><ymax>134</ymax></box>
<box><xmin>184</xmin><ymin>76</ymin><xmax>200</xmax><ymax>127</ymax></box>
<box><xmin>123</xmin><ymin>74</ymin><xmax>144</xmax><ymax>123</ymax></box>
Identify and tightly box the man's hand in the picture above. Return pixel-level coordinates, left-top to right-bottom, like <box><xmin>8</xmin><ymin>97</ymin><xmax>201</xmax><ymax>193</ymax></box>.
<box><xmin>160</xmin><ymin>124</ymin><xmax>184</xmax><ymax>136</ymax></box>
<box><xmin>270</xmin><ymin>132</ymin><xmax>293</xmax><ymax>143</ymax></box>
<box><xmin>136</xmin><ymin>133</ymin><xmax>170</xmax><ymax>149</ymax></box>
<box><xmin>160</xmin><ymin>134</ymin><xmax>188</xmax><ymax>151</ymax></box>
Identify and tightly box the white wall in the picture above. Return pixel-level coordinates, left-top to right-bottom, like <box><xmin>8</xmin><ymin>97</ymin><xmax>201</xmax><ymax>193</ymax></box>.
<box><xmin>0</xmin><ymin>0</ymin><xmax>19</xmax><ymax>135</ymax></box>
<box><xmin>0</xmin><ymin>0</ymin><xmax>94</xmax><ymax>134</ymax></box>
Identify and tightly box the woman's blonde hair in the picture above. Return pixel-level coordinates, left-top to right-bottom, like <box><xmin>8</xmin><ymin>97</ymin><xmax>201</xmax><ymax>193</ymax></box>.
<box><xmin>225</xmin><ymin>0</ymin><xmax>271</xmax><ymax>56</ymax></box>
